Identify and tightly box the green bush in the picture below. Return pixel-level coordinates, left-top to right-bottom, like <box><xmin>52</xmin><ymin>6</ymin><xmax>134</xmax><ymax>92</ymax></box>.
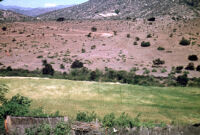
<box><xmin>188</xmin><ymin>55</ymin><xmax>198</xmax><ymax>61</ymax></box>
<box><xmin>102</xmin><ymin>113</ymin><xmax>116</xmax><ymax>128</ymax></box>
<box><xmin>141</xmin><ymin>41</ymin><xmax>151</xmax><ymax>47</ymax></box>
<box><xmin>115</xmin><ymin>112</ymin><xmax>132</xmax><ymax>128</ymax></box>
<box><xmin>54</xmin><ymin>121</ymin><xmax>71</xmax><ymax>135</ymax></box>
<box><xmin>176</xmin><ymin>73</ymin><xmax>189</xmax><ymax>86</ymax></box>
<box><xmin>25</xmin><ymin>121</ymin><xmax>70</xmax><ymax>135</ymax></box>
<box><xmin>76</xmin><ymin>111</ymin><xmax>97</xmax><ymax>122</ymax></box>
<box><xmin>0</xmin><ymin>84</ymin><xmax>8</xmax><ymax>104</ymax></box>
<box><xmin>179</xmin><ymin>37</ymin><xmax>190</xmax><ymax>46</ymax></box>
<box><xmin>152</xmin><ymin>69</ymin><xmax>157</xmax><ymax>72</ymax></box>
<box><xmin>153</xmin><ymin>58</ymin><xmax>165</xmax><ymax>65</ymax></box>
<box><xmin>157</xmin><ymin>46</ymin><xmax>165</xmax><ymax>51</ymax></box>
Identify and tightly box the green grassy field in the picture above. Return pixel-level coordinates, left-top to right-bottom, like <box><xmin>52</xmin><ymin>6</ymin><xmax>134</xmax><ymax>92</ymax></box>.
<box><xmin>0</xmin><ymin>77</ymin><xmax>200</xmax><ymax>124</ymax></box>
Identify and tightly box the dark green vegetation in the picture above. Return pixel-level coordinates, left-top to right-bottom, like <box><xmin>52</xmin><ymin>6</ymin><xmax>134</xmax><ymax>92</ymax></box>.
<box><xmin>188</xmin><ymin>55</ymin><xmax>198</xmax><ymax>61</ymax></box>
<box><xmin>1</xmin><ymin>64</ymin><xmax>200</xmax><ymax>87</ymax></box>
<box><xmin>141</xmin><ymin>41</ymin><xmax>151</xmax><ymax>47</ymax></box>
<box><xmin>179</xmin><ymin>37</ymin><xmax>191</xmax><ymax>46</ymax></box>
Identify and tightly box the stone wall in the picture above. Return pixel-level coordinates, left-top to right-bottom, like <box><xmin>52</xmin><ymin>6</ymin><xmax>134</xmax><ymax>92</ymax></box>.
<box><xmin>5</xmin><ymin>116</ymin><xmax>68</xmax><ymax>135</ymax></box>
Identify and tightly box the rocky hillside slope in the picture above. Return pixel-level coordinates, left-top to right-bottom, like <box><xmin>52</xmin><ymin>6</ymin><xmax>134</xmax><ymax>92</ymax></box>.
<box><xmin>39</xmin><ymin>0</ymin><xmax>200</xmax><ymax>20</ymax></box>
<box><xmin>0</xmin><ymin>9</ymin><xmax>31</xmax><ymax>22</ymax></box>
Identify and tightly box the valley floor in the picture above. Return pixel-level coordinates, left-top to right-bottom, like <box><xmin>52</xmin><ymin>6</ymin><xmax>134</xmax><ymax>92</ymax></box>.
<box><xmin>0</xmin><ymin>77</ymin><xmax>200</xmax><ymax>124</ymax></box>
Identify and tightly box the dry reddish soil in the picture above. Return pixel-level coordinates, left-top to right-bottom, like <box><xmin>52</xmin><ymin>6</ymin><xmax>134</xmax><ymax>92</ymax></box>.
<box><xmin>0</xmin><ymin>16</ymin><xmax>200</xmax><ymax>77</ymax></box>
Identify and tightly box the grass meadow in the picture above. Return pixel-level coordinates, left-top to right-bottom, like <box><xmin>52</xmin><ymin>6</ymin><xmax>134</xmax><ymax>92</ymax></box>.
<box><xmin>0</xmin><ymin>77</ymin><xmax>200</xmax><ymax>124</ymax></box>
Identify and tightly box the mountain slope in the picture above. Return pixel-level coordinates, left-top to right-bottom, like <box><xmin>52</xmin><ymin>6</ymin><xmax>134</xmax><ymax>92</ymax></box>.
<box><xmin>39</xmin><ymin>0</ymin><xmax>200</xmax><ymax>20</ymax></box>
<box><xmin>0</xmin><ymin>5</ymin><xmax>73</xmax><ymax>17</ymax></box>
<box><xmin>0</xmin><ymin>9</ymin><xmax>31</xmax><ymax>21</ymax></box>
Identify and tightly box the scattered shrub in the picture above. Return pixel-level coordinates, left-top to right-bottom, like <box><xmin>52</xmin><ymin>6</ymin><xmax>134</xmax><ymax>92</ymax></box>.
<box><xmin>147</xmin><ymin>34</ymin><xmax>152</xmax><ymax>38</ymax></box>
<box><xmin>135</xmin><ymin>37</ymin><xmax>140</xmax><ymax>41</ymax></box>
<box><xmin>115</xmin><ymin>9</ymin><xmax>120</xmax><ymax>14</ymax></box>
<box><xmin>60</xmin><ymin>64</ymin><xmax>65</xmax><ymax>69</ymax></box>
<box><xmin>12</xmin><ymin>38</ymin><xmax>16</xmax><ymax>42</ymax></box>
<box><xmin>86</xmin><ymin>33</ymin><xmax>92</xmax><ymax>37</ymax></box>
<box><xmin>113</xmin><ymin>31</ymin><xmax>117</xmax><ymax>35</ymax></box>
<box><xmin>56</xmin><ymin>17</ymin><xmax>65</xmax><ymax>22</ymax></box>
<box><xmin>157</xmin><ymin>47</ymin><xmax>165</xmax><ymax>51</ymax></box>
<box><xmin>176</xmin><ymin>66</ymin><xmax>184</xmax><ymax>73</ymax></box>
<box><xmin>91</xmin><ymin>45</ymin><xmax>96</xmax><ymax>50</ymax></box>
<box><xmin>141</xmin><ymin>41</ymin><xmax>151</xmax><ymax>47</ymax></box>
<box><xmin>185</xmin><ymin>62</ymin><xmax>195</xmax><ymax>70</ymax></box>
<box><xmin>188</xmin><ymin>55</ymin><xmax>198</xmax><ymax>61</ymax></box>
<box><xmin>153</xmin><ymin>58</ymin><xmax>165</xmax><ymax>65</ymax></box>
<box><xmin>147</xmin><ymin>17</ymin><xmax>156</xmax><ymax>21</ymax></box>
<box><xmin>37</xmin><ymin>55</ymin><xmax>43</xmax><ymax>59</ymax></box>
<box><xmin>152</xmin><ymin>69</ymin><xmax>157</xmax><ymax>72</ymax></box>
<box><xmin>133</xmin><ymin>42</ymin><xmax>138</xmax><ymax>45</ymax></box>
<box><xmin>161</xmin><ymin>68</ymin><xmax>167</xmax><ymax>73</ymax></box>
<box><xmin>71</xmin><ymin>60</ymin><xmax>84</xmax><ymax>69</ymax></box>
<box><xmin>179</xmin><ymin>37</ymin><xmax>190</xmax><ymax>46</ymax></box>
<box><xmin>2</xmin><ymin>26</ymin><xmax>6</xmax><ymax>31</ymax></box>
<box><xmin>81</xmin><ymin>48</ymin><xmax>86</xmax><ymax>53</ymax></box>
<box><xmin>196</xmin><ymin>65</ymin><xmax>200</xmax><ymax>72</ymax></box>
<box><xmin>91</xmin><ymin>27</ymin><xmax>97</xmax><ymax>32</ymax></box>
<box><xmin>127</xmin><ymin>34</ymin><xmax>130</xmax><ymax>38</ymax></box>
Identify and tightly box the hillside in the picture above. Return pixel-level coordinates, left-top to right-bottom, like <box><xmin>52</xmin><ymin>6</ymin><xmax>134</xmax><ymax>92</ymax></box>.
<box><xmin>0</xmin><ymin>18</ymin><xmax>200</xmax><ymax>78</ymax></box>
<box><xmin>0</xmin><ymin>9</ymin><xmax>31</xmax><ymax>22</ymax></box>
<box><xmin>39</xmin><ymin>0</ymin><xmax>200</xmax><ymax>20</ymax></box>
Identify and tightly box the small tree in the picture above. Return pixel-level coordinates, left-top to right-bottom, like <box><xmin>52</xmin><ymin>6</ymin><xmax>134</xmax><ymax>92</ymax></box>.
<box><xmin>185</xmin><ymin>62</ymin><xmax>195</xmax><ymax>70</ymax></box>
<box><xmin>115</xmin><ymin>9</ymin><xmax>120</xmax><ymax>14</ymax></box>
<box><xmin>176</xmin><ymin>73</ymin><xmax>189</xmax><ymax>86</ymax></box>
<box><xmin>42</xmin><ymin>60</ymin><xmax>54</xmax><ymax>76</ymax></box>
<box><xmin>71</xmin><ymin>60</ymin><xmax>84</xmax><ymax>69</ymax></box>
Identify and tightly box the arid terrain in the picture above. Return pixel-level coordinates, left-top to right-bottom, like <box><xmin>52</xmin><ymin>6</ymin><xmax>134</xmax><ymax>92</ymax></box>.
<box><xmin>0</xmin><ymin>16</ymin><xmax>200</xmax><ymax>77</ymax></box>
